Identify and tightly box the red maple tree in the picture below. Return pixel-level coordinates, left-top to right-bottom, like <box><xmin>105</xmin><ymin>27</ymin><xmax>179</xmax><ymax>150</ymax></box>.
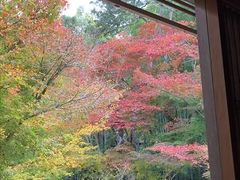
<box><xmin>88</xmin><ymin>22</ymin><xmax>200</xmax><ymax>131</ymax></box>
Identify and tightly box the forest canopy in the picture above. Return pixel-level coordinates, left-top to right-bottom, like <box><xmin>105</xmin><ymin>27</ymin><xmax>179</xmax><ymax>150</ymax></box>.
<box><xmin>0</xmin><ymin>0</ymin><xmax>208</xmax><ymax>179</ymax></box>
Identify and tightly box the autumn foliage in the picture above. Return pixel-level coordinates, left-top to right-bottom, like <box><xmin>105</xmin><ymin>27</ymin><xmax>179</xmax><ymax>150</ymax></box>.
<box><xmin>0</xmin><ymin>0</ymin><xmax>208</xmax><ymax>179</ymax></box>
<box><xmin>147</xmin><ymin>143</ymin><xmax>208</xmax><ymax>165</ymax></box>
<box><xmin>87</xmin><ymin>22</ymin><xmax>201</xmax><ymax>131</ymax></box>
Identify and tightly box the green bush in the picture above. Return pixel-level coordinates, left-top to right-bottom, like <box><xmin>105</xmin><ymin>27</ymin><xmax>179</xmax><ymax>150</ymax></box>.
<box><xmin>159</xmin><ymin>117</ymin><xmax>206</xmax><ymax>145</ymax></box>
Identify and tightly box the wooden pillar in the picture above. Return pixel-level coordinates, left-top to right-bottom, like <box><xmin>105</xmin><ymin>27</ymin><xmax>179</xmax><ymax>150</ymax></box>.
<box><xmin>195</xmin><ymin>0</ymin><xmax>235</xmax><ymax>179</ymax></box>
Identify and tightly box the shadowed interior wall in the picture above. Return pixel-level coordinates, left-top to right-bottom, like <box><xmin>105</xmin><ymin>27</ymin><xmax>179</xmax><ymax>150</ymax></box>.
<box><xmin>218</xmin><ymin>0</ymin><xmax>240</xmax><ymax>179</ymax></box>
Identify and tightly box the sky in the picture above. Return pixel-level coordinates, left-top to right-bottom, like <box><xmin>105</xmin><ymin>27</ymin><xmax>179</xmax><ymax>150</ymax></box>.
<box><xmin>62</xmin><ymin>0</ymin><xmax>93</xmax><ymax>17</ymax></box>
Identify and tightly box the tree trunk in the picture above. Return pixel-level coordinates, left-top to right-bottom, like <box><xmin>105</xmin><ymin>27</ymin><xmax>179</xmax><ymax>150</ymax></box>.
<box><xmin>116</xmin><ymin>128</ymin><xmax>125</xmax><ymax>145</ymax></box>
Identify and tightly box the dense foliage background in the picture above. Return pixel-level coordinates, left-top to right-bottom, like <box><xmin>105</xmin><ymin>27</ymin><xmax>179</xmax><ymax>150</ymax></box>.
<box><xmin>0</xmin><ymin>0</ymin><xmax>208</xmax><ymax>179</ymax></box>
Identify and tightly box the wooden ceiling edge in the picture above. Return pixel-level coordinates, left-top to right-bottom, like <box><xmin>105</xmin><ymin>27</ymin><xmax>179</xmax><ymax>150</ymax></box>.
<box><xmin>103</xmin><ymin>0</ymin><xmax>197</xmax><ymax>35</ymax></box>
<box><xmin>184</xmin><ymin>0</ymin><xmax>195</xmax><ymax>4</ymax></box>
<box><xmin>174</xmin><ymin>0</ymin><xmax>195</xmax><ymax>10</ymax></box>
<box><xmin>156</xmin><ymin>0</ymin><xmax>196</xmax><ymax>16</ymax></box>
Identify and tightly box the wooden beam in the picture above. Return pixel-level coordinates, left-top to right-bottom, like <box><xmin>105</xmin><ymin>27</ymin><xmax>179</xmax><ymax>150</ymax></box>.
<box><xmin>184</xmin><ymin>0</ymin><xmax>195</xmax><ymax>4</ymax></box>
<box><xmin>104</xmin><ymin>0</ymin><xmax>197</xmax><ymax>35</ymax></box>
<box><xmin>173</xmin><ymin>0</ymin><xmax>195</xmax><ymax>10</ymax></box>
<box><xmin>195</xmin><ymin>0</ymin><xmax>235</xmax><ymax>179</ymax></box>
<box><xmin>156</xmin><ymin>0</ymin><xmax>195</xmax><ymax>16</ymax></box>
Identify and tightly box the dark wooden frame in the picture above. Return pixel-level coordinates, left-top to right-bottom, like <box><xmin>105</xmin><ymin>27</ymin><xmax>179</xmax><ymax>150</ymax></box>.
<box><xmin>195</xmin><ymin>0</ymin><xmax>235</xmax><ymax>179</ymax></box>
